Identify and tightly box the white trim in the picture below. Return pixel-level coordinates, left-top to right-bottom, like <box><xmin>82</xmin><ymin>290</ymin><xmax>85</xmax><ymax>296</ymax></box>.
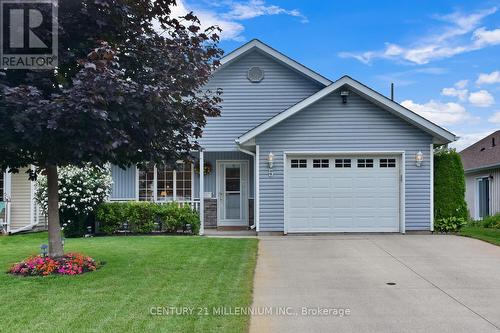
<box><xmin>4</xmin><ymin>170</ymin><xmax>11</xmax><ymax>233</ymax></box>
<box><xmin>255</xmin><ymin>145</ymin><xmax>260</xmax><ymax>232</ymax></box>
<box><xmin>430</xmin><ymin>144</ymin><xmax>434</xmax><ymax>232</ymax></box>
<box><xmin>153</xmin><ymin>165</ymin><xmax>158</xmax><ymax>201</ymax></box>
<box><xmin>400</xmin><ymin>152</ymin><xmax>406</xmax><ymax>234</ymax></box>
<box><xmin>134</xmin><ymin>165</ymin><xmax>139</xmax><ymax>201</ymax></box>
<box><xmin>283</xmin><ymin>152</ymin><xmax>287</xmax><ymax>235</ymax></box>
<box><xmin>199</xmin><ymin>150</ymin><xmax>204</xmax><ymax>235</ymax></box>
<box><xmin>283</xmin><ymin>151</ymin><xmax>405</xmax><ymax>234</ymax></box>
<box><xmin>474</xmin><ymin>175</ymin><xmax>491</xmax><ymax>220</ymax></box>
<box><xmin>218</xmin><ymin>39</ymin><xmax>331</xmax><ymax>86</ymax></box>
<box><xmin>216</xmin><ymin>160</ymin><xmax>250</xmax><ymax>227</ymax></box>
<box><xmin>237</xmin><ymin>147</ymin><xmax>257</xmax><ymax>230</ymax></box>
<box><xmin>236</xmin><ymin>76</ymin><xmax>456</xmax><ymax>145</ymax></box>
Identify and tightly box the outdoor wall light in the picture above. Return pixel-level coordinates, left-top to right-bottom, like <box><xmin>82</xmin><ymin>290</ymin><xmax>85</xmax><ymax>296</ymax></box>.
<box><xmin>267</xmin><ymin>152</ymin><xmax>274</xmax><ymax>176</ymax></box>
<box><xmin>340</xmin><ymin>90</ymin><xmax>350</xmax><ymax>104</ymax></box>
<box><xmin>415</xmin><ymin>151</ymin><xmax>424</xmax><ymax>167</ymax></box>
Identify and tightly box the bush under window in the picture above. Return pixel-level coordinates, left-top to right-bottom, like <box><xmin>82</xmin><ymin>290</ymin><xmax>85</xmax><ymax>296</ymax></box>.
<box><xmin>96</xmin><ymin>202</ymin><xmax>200</xmax><ymax>235</ymax></box>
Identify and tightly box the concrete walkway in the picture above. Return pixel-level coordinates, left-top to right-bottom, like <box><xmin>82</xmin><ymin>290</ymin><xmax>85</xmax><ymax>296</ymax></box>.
<box><xmin>250</xmin><ymin>234</ymin><xmax>500</xmax><ymax>333</ymax></box>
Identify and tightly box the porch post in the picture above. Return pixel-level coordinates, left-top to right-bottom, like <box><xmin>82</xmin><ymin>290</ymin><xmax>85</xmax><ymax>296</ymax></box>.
<box><xmin>199</xmin><ymin>149</ymin><xmax>204</xmax><ymax>235</ymax></box>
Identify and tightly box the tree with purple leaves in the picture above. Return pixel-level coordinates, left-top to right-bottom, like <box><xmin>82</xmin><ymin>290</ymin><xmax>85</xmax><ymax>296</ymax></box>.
<box><xmin>0</xmin><ymin>0</ymin><xmax>223</xmax><ymax>257</ymax></box>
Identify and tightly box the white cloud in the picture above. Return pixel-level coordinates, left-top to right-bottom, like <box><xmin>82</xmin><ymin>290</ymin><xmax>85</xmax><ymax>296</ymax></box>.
<box><xmin>166</xmin><ymin>0</ymin><xmax>307</xmax><ymax>41</ymax></box>
<box><xmin>168</xmin><ymin>0</ymin><xmax>244</xmax><ymax>41</ymax></box>
<box><xmin>473</xmin><ymin>27</ymin><xmax>500</xmax><ymax>47</ymax></box>
<box><xmin>401</xmin><ymin>99</ymin><xmax>472</xmax><ymax>125</ymax></box>
<box><xmin>450</xmin><ymin>130</ymin><xmax>496</xmax><ymax>151</ymax></box>
<box><xmin>488</xmin><ymin>111</ymin><xmax>500</xmax><ymax>123</ymax></box>
<box><xmin>339</xmin><ymin>7</ymin><xmax>499</xmax><ymax>64</ymax></box>
<box><xmin>441</xmin><ymin>80</ymin><xmax>469</xmax><ymax>101</ymax></box>
<box><xmin>455</xmin><ymin>79</ymin><xmax>469</xmax><ymax>89</ymax></box>
<box><xmin>224</xmin><ymin>0</ymin><xmax>308</xmax><ymax>23</ymax></box>
<box><xmin>468</xmin><ymin>90</ymin><xmax>495</xmax><ymax>107</ymax></box>
<box><xmin>477</xmin><ymin>71</ymin><xmax>500</xmax><ymax>85</ymax></box>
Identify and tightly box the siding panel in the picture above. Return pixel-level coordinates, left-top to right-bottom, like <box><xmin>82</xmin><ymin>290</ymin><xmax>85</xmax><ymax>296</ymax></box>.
<box><xmin>200</xmin><ymin>50</ymin><xmax>323</xmax><ymax>151</ymax></box>
<box><xmin>110</xmin><ymin>165</ymin><xmax>136</xmax><ymax>200</ymax></box>
<box><xmin>465</xmin><ymin>168</ymin><xmax>500</xmax><ymax>219</ymax></box>
<box><xmin>256</xmin><ymin>91</ymin><xmax>433</xmax><ymax>232</ymax></box>
<box><xmin>10</xmin><ymin>168</ymin><xmax>32</xmax><ymax>229</ymax></box>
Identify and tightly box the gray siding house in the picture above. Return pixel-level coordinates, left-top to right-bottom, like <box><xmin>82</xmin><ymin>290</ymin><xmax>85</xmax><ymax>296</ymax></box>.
<box><xmin>109</xmin><ymin>39</ymin><xmax>456</xmax><ymax>234</ymax></box>
<box><xmin>461</xmin><ymin>131</ymin><xmax>500</xmax><ymax>220</ymax></box>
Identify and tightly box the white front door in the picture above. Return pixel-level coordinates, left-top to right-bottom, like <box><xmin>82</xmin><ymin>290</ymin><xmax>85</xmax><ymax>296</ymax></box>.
<box><xmin>217</xmin><ymin>161</ymin><xmax>249</xmax><ymax>226</ymax></box>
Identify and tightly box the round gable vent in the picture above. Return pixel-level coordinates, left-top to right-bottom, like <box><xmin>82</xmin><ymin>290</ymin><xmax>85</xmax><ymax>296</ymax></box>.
<box><xmin>247</xmin><ymin>66</ymin><xmax>264</xmax><ymax>83</ymax></box>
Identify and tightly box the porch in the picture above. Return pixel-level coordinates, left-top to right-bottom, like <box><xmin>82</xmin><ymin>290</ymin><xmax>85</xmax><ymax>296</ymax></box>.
<box><xmin>109</xmin><ymin>150</ymin><xmax>257</xmax><ymax>234</ymax></box>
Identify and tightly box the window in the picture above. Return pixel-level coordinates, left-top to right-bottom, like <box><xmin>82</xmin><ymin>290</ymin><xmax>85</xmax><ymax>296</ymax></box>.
<box><xmin>313</xmin><ymin>159</ymin><xmax>329</xmax><ymax>168</ymax></box>
<box><xmin>380</xmin><ymin>158</ymin><xmax>396</xmax><ymax>168</ymax></box>
<box><xmin>138</xmin><ymin>166</ymin><xmax>155</xmax><ymax>201</ymax></box>
<box><xmin>335</xmin><ymin>159</ymin><xmax>351</xmax><ymax>168</ymax></box>
<box><xmin>156</xmin><ymin>165</ymin><xmax>174</xmax><ymax>201</ymax></box>
<box><xmin>357</xmin><ymin>159</ymin><xmax>374</xmax><ymax>168</ymax></box>
<box><xmin>176</xmin><ymin>163</ymin><xmax>192</xmax><ymax>201</ymax></box>
<box><xmin>291</xmin><ymin>159</ymin><xmax>307</xmax><ymax>168</ymax></box>
<box><xmin>139</xmin><ymin>163</ymin><xmax>192</xmax><ymax>201</ymax></box>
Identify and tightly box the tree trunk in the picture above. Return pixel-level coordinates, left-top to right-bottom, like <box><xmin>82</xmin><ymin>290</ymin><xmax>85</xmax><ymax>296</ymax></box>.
<box><xmin>46</xmin><ymin>165</ymin><xmax>64</xmax><ymax>257</ymax></box>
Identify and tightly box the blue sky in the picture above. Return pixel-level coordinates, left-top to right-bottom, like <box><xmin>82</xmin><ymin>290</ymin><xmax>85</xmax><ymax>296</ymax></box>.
<box><xmin>174</xmin><ymin>0</ymin><xmax>500</xmax><ymax>150</ymax></box>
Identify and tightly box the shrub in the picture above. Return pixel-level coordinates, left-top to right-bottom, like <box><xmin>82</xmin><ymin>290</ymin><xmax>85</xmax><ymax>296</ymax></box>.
<box><xmin>35</xmin><ymin>165</ymin><xmax>112</xmax><ymax>237</ymax></box>
<box><xmin>95</xmin><ymin>202</ymin><xmax>127</xmax><ymax>234</ymax></box>
<box><xmin>472</xmin><ymin>214</ymin><xmax>500</xmax><ymax>229</ymax></box>
<box><xmin>434</xmin><ymin>149</ymin><xmax>468</xmax><ymax>220</ymax></box>
<box><xmin>127</xmin><ymin>202</ymin><xmax>157</xmax><ymax>233</ymax></box>
<box><xmin>434</xmin><ymin>216</ymin><xmax>467</xmax><ymax>233</ymax></box>
<box><xmin>8</xmin><ymin>253</ymin><xmax>101</xmax><ymax>276</ymax></box>
<box><xmin>96</xmin><ymin>202</ymin><xmax>200</xmax><ymax>235</ymax></box>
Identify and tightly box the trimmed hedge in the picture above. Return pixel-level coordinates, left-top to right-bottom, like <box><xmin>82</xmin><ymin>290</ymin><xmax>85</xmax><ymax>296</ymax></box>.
<box><xmin>434</xmin><ymin>149</ymin><xmax>468</xmax><ymax>220</ymax></box>
<box><xmin>96</xmin><ymin>202</ymin><xmax>200</xmax><ymax>235</ymax></box>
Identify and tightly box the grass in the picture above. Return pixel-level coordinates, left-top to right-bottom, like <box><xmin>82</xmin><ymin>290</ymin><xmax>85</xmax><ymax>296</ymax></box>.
<box><xmin>459</xmin><ymin>226</ymin><xmax>500</xmax><ymax>246</ymax></box>
<box><xmin>0</xmin><ymin>232</ymin><xmax>258</xmax><ymax>333</ymax></box>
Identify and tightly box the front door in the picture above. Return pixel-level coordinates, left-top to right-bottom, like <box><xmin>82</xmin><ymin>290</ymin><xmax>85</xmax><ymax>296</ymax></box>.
<box><xmin>217</xmin><ymin>161</ymin><xmax>248</xmax><ymax>226</ymax></box>
<box><xmin>478</xmin><ymin>177</ymin><xmax>490</xmax><ymax>219</ymax></box>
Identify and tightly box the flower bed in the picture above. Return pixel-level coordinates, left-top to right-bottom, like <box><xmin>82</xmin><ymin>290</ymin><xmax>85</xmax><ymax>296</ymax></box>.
<box><xmin>8</xmin><ymin>253</ymin><xmax>101</xmax><ymax>276</ymax></box>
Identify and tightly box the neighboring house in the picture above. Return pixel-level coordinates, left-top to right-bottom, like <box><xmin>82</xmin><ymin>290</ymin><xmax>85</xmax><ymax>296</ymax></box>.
<box><xmin>1</xmin><ymin>168</ymin><xmax>46</xmax><ymax>234</ymax></box>
<box><xmin>460</xmin><ymin>131</ymin><xmax>500</xmax><ymax>220</ymax></box>
<box><xmin>109</xmin><ymin>39</ymin><xmax>456</xmax><ymax>234</ymax></box>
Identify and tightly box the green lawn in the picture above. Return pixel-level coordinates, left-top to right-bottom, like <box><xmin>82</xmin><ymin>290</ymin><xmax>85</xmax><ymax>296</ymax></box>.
<box><xmin>0</xmin><ymin>232</ymin><xmax>258</xmax><ymax>333</ymax></box>
<box><xmin>460</xmin><ymin>226</ymin><xmax>500</xmax><ymax>246</ymax></box>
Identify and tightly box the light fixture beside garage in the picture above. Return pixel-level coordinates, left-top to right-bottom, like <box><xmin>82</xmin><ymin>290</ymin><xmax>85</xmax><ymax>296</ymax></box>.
<box><xmin>267</xmin><ymin>152</ymin><xmax>274</xmax><ymax>176</ymax></box>
<box><xmin>340</xmin><ymin>90</ymin><xmax>350</xmax><ymax>103</ymax></box>
<box><xmin>415</xmin><ymin>151</ymin><xmax>424</xmax><ymax>167</ymax></box>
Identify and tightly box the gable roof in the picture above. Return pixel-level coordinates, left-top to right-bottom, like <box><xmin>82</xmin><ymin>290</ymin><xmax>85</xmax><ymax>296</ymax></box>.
<box><xmin>236</xmin><ymin>75</ymin><xmax>456</xmax><ymax>145</ymax></box>
<box><xmin>460</xmin><ymin>130</ymin><xmax>500</xmax><ymax>172</ymax></box>
<box><xmin>218</xmin><ymin>39</ymin><xmax>332</xmax><ymax>86</ymax></box>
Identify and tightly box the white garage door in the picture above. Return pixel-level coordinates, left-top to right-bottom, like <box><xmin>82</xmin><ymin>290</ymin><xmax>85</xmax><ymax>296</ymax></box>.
<box><xmin>285</xmin><ymin>155</ymin><xmax>400</xmax><ymax>232</ymax></box>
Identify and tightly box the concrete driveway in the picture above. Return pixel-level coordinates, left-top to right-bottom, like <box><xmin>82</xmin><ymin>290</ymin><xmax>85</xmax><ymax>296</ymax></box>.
<box><xmin>250</xmin><ymin>234</ymin><xmax>500</xmax><ymax>333</ymax></box>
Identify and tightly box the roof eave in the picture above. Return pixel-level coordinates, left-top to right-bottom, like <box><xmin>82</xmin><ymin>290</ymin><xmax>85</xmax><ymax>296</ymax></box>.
<box><xmin>237</xmin><ymin>76</ymin><xmax>456</xmax><ymax>145</ymax></box>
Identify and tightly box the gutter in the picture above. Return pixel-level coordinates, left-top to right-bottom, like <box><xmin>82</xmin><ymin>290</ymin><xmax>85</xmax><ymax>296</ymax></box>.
<box><xmin>464</xmin><ymin>163</ymin><xmax>500</xmax><ymax>174</ymax></box>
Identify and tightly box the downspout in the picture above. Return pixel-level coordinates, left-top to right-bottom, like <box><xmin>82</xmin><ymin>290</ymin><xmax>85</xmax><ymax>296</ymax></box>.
<box><xmin>238</xmin><ymin>147</ymin><xmax>256</xmax><ymax>230</ymax></box>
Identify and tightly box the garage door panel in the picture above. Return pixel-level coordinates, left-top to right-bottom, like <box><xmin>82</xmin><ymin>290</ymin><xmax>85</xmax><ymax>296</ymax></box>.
<box><xmin>286</xmin><ymin>155</ymin><xmax>400</xmax><ymax>233</ymax></box>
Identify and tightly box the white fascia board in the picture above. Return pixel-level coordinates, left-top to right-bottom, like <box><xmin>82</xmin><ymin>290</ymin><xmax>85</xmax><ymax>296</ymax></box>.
<box><xmin>237</xmin><ymin>76</ymin><xmax>456</xmax><ymax>145</ymax></box>
<box><xmin>218</xmin><ymin>39</ymin><xmax>331</xmax><ymax>87</ymax></box>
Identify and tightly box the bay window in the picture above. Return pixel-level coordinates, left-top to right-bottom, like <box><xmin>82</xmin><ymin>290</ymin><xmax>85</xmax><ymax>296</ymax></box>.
<box><xmin>138</xmin><ymin>162</ymin><xmax>193</xmax><ymax>202</ymax></box>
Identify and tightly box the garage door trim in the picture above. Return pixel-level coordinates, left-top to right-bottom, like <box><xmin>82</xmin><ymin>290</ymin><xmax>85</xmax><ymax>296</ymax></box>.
<box><xmin>283</xmin><ymin>151</ymin><xmax>405</xmax><ymax>234</ymax></box>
